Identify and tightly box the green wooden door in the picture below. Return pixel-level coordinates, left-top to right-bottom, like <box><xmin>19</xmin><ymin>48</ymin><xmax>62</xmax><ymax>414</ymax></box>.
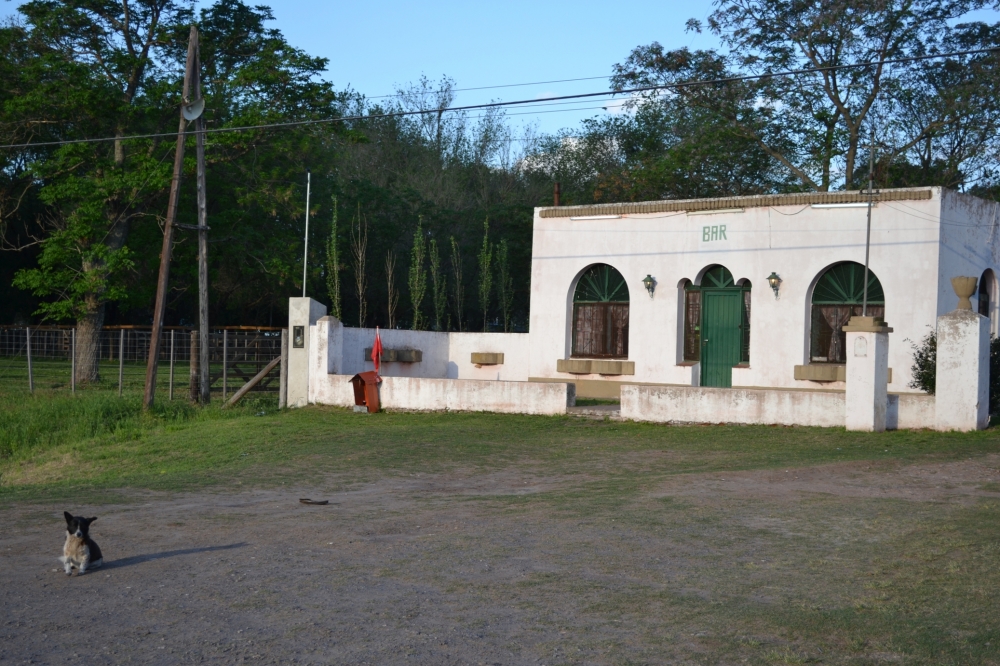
<box><xmin>701</xmin><ymin>291</ymin><xmax>743</xmax><ymax>388</ymax></box>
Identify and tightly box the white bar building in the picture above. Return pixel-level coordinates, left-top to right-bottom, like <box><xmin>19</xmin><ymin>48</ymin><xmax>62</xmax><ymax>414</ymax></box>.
<box><xmin>289</xmin><ymin>186</ymin><xmax>996</xmax><ymax>429</ymax></box>
<box><xmin>527</xmin><ymin>187</ymin><xmax>998</xmax><ymax>397</ymax></box>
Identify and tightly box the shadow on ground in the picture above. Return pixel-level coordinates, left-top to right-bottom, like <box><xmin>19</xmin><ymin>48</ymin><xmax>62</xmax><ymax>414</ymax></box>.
<box><xmin>105</xmin><ymin>542</ymin><xmax>247</xmax><ymax>569</ymax></box>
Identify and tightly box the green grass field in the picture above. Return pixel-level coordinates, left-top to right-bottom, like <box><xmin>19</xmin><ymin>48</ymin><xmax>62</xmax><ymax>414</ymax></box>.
<box><xmin>3</xmin><ymin>387</ymin><xmax>1000</xmax><ymax>663</ymax></box>
<box><xmin>2</xmin><ymin>385</ymin><xmax>998</xmax><ymax>502</ymax></box>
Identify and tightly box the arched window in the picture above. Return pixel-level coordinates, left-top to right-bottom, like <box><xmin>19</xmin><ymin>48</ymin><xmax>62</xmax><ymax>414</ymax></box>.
<box><xmin>810</xmin><ymin>262</ymin><xmax>884</xmax><ymax>363</ymax></box>
<box><xmin>979</xmin><ymin>269</ymin><xmax>994</xmax><ymax>318</ymax></box>
<box><xmin>572</xmin><ymin>264</ymin><xmax>629</xmax><ymax>358</ymax></box>
<box><xmin>683</xmin><ymin>266</ymin><xmax>751</xmax><ymax>387</ymax></box>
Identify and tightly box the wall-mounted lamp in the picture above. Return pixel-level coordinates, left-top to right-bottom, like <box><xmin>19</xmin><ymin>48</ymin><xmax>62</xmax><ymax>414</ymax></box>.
<box><xmin>642</xmin><ymin>274</ymin><xmax>656</xmax><ymax>298</ymax></box>
<box><xmin>766</xmin><ymin>272</ymin><xmax>782</xmax><ymax>300</ymax></box>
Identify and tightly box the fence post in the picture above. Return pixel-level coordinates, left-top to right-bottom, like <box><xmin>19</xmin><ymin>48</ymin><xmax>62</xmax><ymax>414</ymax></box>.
<box><xmin>279</xmin><ymin>328</ymin><xmax>288</xmax><ymax>409</ymax></box>
<box><xmin>169</xmin><ymin>329</ymin><xmax>175</xmax><ymax>401</ymax></box>
<box><xmin>26</xmin><ymin>326</ymin><xmax>34</xmax><ymax>393</ymax></box>
<box><xmin>71</xmin><ymin>328</ymin><xmax>76</xmax><ymax>394</ymax></box>
<box><xmin>222</xmin><ymin>329</ymin><xmax>228</xmax><ymax>401</ymax></box>
<box><xmin>189</xmin><ymin>330</ymin><xmax>199</xmax><ymax>403</ymax></box>
<box><xmin>118</xmin><ymin>329</ymin><xmax>124</xmax><ymax>397</ymax></box>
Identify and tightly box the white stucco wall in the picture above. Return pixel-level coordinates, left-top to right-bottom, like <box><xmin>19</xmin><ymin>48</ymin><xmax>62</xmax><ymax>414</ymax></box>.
<box><xmin>621</xmin><ymin>385</ymin><xmax>846</xmax><ymax>427</ymax></box>
<box><xmin>329</xmin><ymin>325</ymin><xmax>530</xmax><ymax>381</ymax></box>
<box><xmin>529</xmin><ymin>188</ymin><xmax>1000</xmax><ymax>395</ymax></box>
<box><xmin>621</xmin><ymin>385</ymin><xmax>936</xmax><ymax>430</ymax></box>
<box><xmin>311</xmin><ymin>373</ymin><xmax>571</xmax><ymax>415</ymax></box>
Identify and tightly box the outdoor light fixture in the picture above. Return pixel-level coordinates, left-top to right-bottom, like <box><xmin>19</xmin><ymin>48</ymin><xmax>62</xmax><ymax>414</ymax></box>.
<box><xmin>642</xmin><ymin>274</ymin><xmax>656</xmax><ymax>298</ymax></box>
<box><xmin>767</xmin><ymin>272</ymin><xmax>782</xmax><ymax>299</ymax></box>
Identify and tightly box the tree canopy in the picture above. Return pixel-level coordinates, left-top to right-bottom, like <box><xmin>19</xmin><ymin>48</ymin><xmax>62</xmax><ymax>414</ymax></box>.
<box><xmin>4</xmin><ymin>0</ymin><xmax>1000</xmax><ymax>346</ymax></box>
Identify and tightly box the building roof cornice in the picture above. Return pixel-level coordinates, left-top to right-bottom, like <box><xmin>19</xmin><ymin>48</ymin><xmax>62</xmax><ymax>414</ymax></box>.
<box><xmin>537</xmin><ymin>187</ymin><xmax>935</xmax><ymax>218</ymax></box>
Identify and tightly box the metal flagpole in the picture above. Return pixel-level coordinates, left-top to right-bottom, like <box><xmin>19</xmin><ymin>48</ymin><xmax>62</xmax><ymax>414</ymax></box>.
<box><xmin>302</xmin><ymin>172</ymin><xmax>311</xmax><ymax>297</ymax></box>
<box><xmin>862</xmin><ymin>127</ymin><xmax>876</xmax><ymax>317</ymax></box>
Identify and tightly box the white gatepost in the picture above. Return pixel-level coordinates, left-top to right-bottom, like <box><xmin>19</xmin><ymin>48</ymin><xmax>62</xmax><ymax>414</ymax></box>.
<box><xmin>935</xmin><ymin>277</ymin><xmax>990</xmax><ymax>431</ymax></box>
<box><xmin>843</xmin><ymin>316</ymin><xmax>892</xmax><ymax>432</ymax></box>
<box><xmin>287</xmin><ymin>297</ymin><xmax>327</xmax><ymax>408</ymax></box>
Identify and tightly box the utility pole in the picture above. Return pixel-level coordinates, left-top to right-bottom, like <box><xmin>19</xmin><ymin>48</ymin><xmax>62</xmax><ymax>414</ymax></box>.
<box><xmin>862</xmin><ymin>127</ymin><xmax>876</xmax><ymax>317</ymax></box>
<box><xmin>144</xmin><ymin>26</ymin><xmax>198</xmax><ymax>410</ymax></box>
<box><xmin>302</xmin><ymin>171</ymin><xmax>311</xmax><ymax>297</ymax></box>
<box><xmin>194</xmin><ymin>35</ymin><xmax>211</xmax><ymax>404</ymax></box>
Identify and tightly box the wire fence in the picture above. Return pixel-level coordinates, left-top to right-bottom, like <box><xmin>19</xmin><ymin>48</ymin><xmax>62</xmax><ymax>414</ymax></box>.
<box><xmin>0</xmin><ymin>326</ymin><xmax>284</xmax><ymax>400</ymax></box>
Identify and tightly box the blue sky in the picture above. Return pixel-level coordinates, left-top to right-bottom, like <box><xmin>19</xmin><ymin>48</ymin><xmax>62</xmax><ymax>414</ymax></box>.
<box><xmin>0</xmin><ymin>0</ymin><xmax>720</xmax><ymax>135</ymax></box>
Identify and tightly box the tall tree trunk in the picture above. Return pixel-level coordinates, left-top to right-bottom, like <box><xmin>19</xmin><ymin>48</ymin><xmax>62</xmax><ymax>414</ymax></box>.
<box><xmin>75</xmin><ymin>130</ymin><xmax>130</xmax><ymax>384</ymax></box>
<box><xmin>75</xmin><ymin>288</ymin><xmax>105</xmax><ymax>385</ymax></box>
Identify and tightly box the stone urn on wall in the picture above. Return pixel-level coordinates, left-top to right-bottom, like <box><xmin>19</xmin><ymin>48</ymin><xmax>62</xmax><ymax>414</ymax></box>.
<box><xmin>951</xmin><ymin>276</ymin><xmax>978</xmax><ymax>311</ymax></box>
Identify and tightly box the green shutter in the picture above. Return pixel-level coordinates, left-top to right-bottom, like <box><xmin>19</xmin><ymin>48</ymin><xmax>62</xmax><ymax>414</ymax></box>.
<box><xmin>701</xmin><ymin>265</ymin><xmax>735</xmax><ymax>288</ymax></box>
<box><xmin>812</xmin><ymin>262</ymin><xmax>884</xmax><ymax>305</ymax></box>
<box><xmin>574</xmin><ymin>264</ymin><xmax>629</xmax><ymax>303</ymax></box>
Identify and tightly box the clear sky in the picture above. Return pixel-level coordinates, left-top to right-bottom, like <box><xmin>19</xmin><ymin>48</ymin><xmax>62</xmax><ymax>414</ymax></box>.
<box><xmin>0</xmin><ymin>0</ymin><xmax>720</xmax><ymax>135</ymax></box>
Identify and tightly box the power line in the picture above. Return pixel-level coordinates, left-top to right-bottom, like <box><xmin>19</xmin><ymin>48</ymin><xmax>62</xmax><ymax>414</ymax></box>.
<box><xmin>3</xmin><ymin>45</ymin><xmax>998</xmax><ymax>150</ymax></box>
<box><xmin>364</xmin><ymin>74</ymin><xmax>611</xmax><ymax>100</ymax></box>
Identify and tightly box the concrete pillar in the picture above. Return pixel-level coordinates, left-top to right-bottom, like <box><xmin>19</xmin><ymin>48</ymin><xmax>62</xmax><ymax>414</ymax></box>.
<box><xmin>310</xmin><ymin>316</ymin><xmax>344</xmax><ymax>400</ymax></box>
<box><xmin>843</xmin><ymin>316</ymin><xmax>892</xmax><ymax>432</ymax></box>
<box><xmin>935</xmin><ymin>309</ymin><xmax>990</xmax><ymax>432</ymax></box>
<box><xmin>287</xmin><ymin>297</ymin><xmax>327</xmax><ymax>408</ymax></box>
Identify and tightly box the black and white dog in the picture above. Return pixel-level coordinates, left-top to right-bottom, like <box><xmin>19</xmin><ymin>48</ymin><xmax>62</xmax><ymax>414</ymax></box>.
<box><xmin>60</xmin><ymin>512</ymin><xmax>103</xmax><ymax>575</ymax></box>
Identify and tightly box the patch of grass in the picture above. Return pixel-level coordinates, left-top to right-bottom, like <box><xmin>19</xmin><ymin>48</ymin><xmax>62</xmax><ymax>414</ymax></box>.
<box><xmin>573</xmin><ymin>398</ymin><xmax>621</xmax><ymax>406</ymax></box>
<box><xmin>2</xmin><ymin>388</ymin><xmax>1000</xmax><ymax>504</ymax></box>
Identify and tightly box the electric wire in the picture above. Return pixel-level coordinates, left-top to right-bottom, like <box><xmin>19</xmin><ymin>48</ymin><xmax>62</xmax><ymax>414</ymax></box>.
<box><xmin>363</xmin><ymin>74</ymin><xmax>612</xmax><ymax>100</ymax></box>
<box><xmin>3</xmin><ymin>45</ymin><xmax>998</xmax><ymax>150</ymax></box>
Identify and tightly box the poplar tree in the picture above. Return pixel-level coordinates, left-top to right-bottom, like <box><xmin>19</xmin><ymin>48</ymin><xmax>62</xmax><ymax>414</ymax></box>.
<box><xmin>477</xmin><ymin>219</ymin><xmax>493</xmax><ymax>332</ymax></box>
<box><xmin>429</xmin><ymin>238</ymin><xmax>447</xmax><ymax>331</ymax></box>
<box><xmin>350</xmin><ymin>204</ymin><xmax>368</xmax><ymax>327</ymax></box>
<box><xmin>325</xmin><ymin>196</ymin><xmax>341</xmax><ymax>320</ymax></box>
<box><xmin>450</xmin><ymin>237</ymin><xmax>464</xmax><ymax>332</ymax></box>
<box><xmin>407</xmin><ymin>217</ymin><xmax>427</xmax><ymax>330</ymax></box>
<box><xmin>496</xmin><ymin>239</ymin><xmax>514</xmax><ymax>332</ymax></box>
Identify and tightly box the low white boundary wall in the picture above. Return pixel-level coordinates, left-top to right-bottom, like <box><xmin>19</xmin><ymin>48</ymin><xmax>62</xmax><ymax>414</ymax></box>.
<box><xmin>622</xmin><ymin>385</ymin><xmax>937</xmax><ymax>430</ymax></box>
<box><xmin>622</xmin><ymin>386</ymin><xmax>845</xmax><ymax>427</ymax></box>
<box><xmin>311</xmin><ymin>316</ymin><xmax>531</xmax><ymax>381</ymax></box>
<box><xmin>312</xmin><ymin>373</ymin><xmax>573</xmax><ymax>416</ymax></box>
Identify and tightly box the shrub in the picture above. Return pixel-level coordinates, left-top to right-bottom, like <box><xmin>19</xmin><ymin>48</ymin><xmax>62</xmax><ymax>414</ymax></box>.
<box><xmin>909</xmin><ymin>331</ymin><xmax>1000</xmax><ymax>415</ymax></box>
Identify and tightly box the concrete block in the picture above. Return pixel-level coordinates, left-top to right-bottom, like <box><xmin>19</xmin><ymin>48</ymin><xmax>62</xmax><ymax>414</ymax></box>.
<box><xmin>935</xmin><ymin>309</ymin><xmax>989</xmax><ymax>431</ymax></box>
<box><xmin>287</xmin><ymin>297</ymin><xmax>326</xmax><ymax>408</ymax></box>
<box><xmin>843</xmin><ymin>317</ymin><xmax>892</xmax><ymax>432</ymax></box>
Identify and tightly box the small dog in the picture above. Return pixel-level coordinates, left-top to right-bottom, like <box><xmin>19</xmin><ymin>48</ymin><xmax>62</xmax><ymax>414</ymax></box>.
<box><xmin>60</xmin><ymin>511</ymin><xmax>103</xmax><ymax>576</ymax></box>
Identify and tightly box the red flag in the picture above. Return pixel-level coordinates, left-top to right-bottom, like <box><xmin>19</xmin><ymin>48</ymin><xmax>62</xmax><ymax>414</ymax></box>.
<box><xmin>371</xmin><ymin>327</ymin><xmax>383</xmax><ymax>378</ymax></box>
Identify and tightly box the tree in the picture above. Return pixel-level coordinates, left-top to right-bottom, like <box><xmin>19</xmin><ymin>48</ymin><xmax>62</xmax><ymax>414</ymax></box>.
<box><xmin>450</xmin><ymin>236</ymin><xmax>464</xmax><ymax>332</ymax></box>
<box><xmin>612</xmin><ymin>0</ymin><xmax>1000</xmax><ymax>191</ymax></box>
<box><xmin>495</xmin><ymin>239</ymin><xmax>514</xmax><ymax>332</ymax></box>
<box><xmin>429</xmin><ymin>238</ymin><xmax>447</xmax><ymax>332</ymax></box>
<box><xmin>477</xmin><ymin>219</ymin><xmax>493</xmax><ymax>331</ymax></box>
<box><xmin>8</xmin><ymin>0</ymin><xmax>189</xmax><ymax>382</ymax></box>
<box><xmin>350</xmin><ymin>204</ymin><xmax>368</xmax><ymax>327</ymax></box>
<box><xmin>407</xmin><ymin>217</ymin><xmax>427</xmax><ymax>330</ymax></box>
<box><xmin>325</xmin><ymin>196</ymin><xmax>341</xmax><ymax>320</ymax></box>
<box><xmin>385</xmin><ymin>251</ymin><xmax>399</xmax><ymax>329</ymax></box>
<box><xmin>5</xmin><ymin>0</ymin><xmax>353</xmax><ymax>378</ymax></box>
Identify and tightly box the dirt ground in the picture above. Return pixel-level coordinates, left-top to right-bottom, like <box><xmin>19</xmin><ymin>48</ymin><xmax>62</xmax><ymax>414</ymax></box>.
<box><xmin>3</xmin><ymin>455</ymin><xmax>1000</xmax><ymax>665</ymax></box>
